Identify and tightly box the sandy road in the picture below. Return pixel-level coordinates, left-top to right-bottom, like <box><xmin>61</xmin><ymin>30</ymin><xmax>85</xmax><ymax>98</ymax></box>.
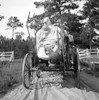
<box><xmin>1</xmin><ymin>71</ymin><xmax>99</xmax><ymax>100</ymax></box>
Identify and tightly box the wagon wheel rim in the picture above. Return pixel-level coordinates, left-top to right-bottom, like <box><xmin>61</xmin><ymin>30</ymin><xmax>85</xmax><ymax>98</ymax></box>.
<box><xmin>62</xmin><ymin>43</ymin><xmax>69</xmax><ymax>72</ymax></box>
<box><xmin>65</xmin><ymin>41</ymin><xmax>70</xmax><ymax>69</ymax></box>
<box><xmin>73</xmin><ymin>48</ymin><xmax>80</xmax><ymax>88</ymax></box>
<box><xmin>22</xmin><ymin>53</ymin><xmax>32</xmax><ymax>89</ymax></box>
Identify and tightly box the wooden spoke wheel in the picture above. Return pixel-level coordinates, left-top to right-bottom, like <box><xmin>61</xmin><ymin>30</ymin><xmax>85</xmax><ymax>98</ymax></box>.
<box><xmin>73</xmin><ymin>48</ymin><xmax>80</xmax><ymax>88</ymax></box>
<box><xmin>62</xmin><ymin>36</ymin><xmax>70</xmax><ymax>74</ymax></box>
<box><xmin>22</xmin><ymin>53</ymin><xmax>36</xmax><ymax>89</ymax></box>
<box><xmin>64</xmin><ymin>36</ymin><xmax>70</xmax><ymax>70</ymax></box>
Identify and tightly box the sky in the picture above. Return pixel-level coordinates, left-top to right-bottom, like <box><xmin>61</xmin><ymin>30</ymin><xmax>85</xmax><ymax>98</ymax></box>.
<box><xmin>0</xmin><ymin>0</ymin><xmax>85</xmax><ymax>39</ymax></box>
<box><xmin>0</xmin><ymin>0</ymin><xmax>45</xmax><ymax>39</ymax></box>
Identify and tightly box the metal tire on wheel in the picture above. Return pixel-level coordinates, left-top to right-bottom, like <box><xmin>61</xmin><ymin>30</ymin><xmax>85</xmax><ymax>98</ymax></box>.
<box><xmin>73</xmin><ymin>48</ymin><xmax>80</xmax><ymax>88</ymax></box>
<box><xmin>22</xmin><ymin>53</ymin><xmax>35</xmax><ymax>89</ymax></box>
<box><xmin>65</xmin><ymin>36</ymin><xmax>70</xmax><ymax>69</ymax></box>
<box><xmin>62</xmin><ymin>36</ymin><xmax>70</xmax><ymax>74</ymax></box>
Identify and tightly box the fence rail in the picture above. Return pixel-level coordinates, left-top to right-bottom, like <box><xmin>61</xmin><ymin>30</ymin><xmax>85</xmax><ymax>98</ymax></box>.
<box><xmin>77</xmin><ymin>48</ymin><xmax>99</xmax><ymax>74</ymax></box>
<box><xmin>0</xmin><ymin>51</ymin><xmax>14</xmax><ymax>61</ymax></box>
<box><xmin>77</xmin><ymin>48</ymin><xmax>99</xmax><ymax>59</ymax></box>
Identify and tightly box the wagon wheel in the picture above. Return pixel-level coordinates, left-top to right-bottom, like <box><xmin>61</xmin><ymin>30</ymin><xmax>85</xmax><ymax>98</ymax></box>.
<box><xmin>65</xmin><ymin>36</ymin><xmax>70</xmax><ymax>69</ymax></box>
<box><xmin>73</xmin><ymin>47</ymin><xmax>80</xmax><ymax>88</ymax></box>
<box><xmin>62</xmin><ymin>36</ymin><xmax>70</xmax><ymax>74</ymax></box>
<box><xmin>22</xmin><ymin>53</ymin><xmax>37</xmax><ymax>89</ymax></box>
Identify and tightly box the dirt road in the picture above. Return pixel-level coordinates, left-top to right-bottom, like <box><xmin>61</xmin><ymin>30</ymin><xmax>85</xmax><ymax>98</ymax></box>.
<box><xmin>1</xmin><ymin>71</ymin><xmax>99</xmax><ymax>100</ymax></box>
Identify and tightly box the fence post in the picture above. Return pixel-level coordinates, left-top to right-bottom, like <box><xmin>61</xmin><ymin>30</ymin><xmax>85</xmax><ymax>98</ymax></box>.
<box><xmin>87</xmin><ymin>48</ymin><xmax>89</xmax><ymax>57</ymax></box>
<box><xmin>97</xmin><ymin>48</ymin><xmax>99</xmax><ymax>57</ymax></box>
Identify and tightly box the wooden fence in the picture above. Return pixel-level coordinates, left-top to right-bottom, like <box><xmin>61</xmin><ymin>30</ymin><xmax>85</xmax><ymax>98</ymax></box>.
<box><xmin>77</xmin><ymin>48</ymin><xmax>99</xmax><ymax>74</ymax></box>
<box><xmin>77</xmin><ymin>48</ymin><xmax>99</xmax><ymax>59</ymax></box>
<box><xmin>0</xmin><ymin>51</ymin><xmax>14</xmax><ymax>61</ymax></box>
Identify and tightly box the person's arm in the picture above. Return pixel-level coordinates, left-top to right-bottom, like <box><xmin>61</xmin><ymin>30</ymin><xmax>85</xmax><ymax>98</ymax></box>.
<box><xmin>63</xmin><ymin>30</ymin><xmax>74</xmax><ymax>42</ymax></box>
<box><xmin>36</xmin><ymin>30</ymin><xmax>41</xmax><ymax>51</ymax></box>
<box><xmin>68</xmin><ymin>34</ymin><xmax>74</xmax><ymax>42</ymax></box>
<box><xmin>36</xmin><ymin>30</ymin><xmax>45</xmax><ymax>51</ymax></box>
<box><xmin>57</xmin><ymin>27</ymin><xmax>63</xmax><ymax>46</ymax></box>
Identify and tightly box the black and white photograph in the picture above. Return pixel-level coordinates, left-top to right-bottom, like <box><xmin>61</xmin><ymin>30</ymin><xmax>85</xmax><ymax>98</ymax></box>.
<box><xmin>0</xmin><ymin>0</ymin><xmax>99</xmax><ymax>100</ymax></box>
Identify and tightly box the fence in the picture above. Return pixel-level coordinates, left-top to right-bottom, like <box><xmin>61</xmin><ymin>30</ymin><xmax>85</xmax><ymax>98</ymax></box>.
<box><xmin>77</xmin><ymin>48</ymin><xmax>99</xmax><ymax>76</ymax></box>
<box><xmin>0</xmin><ymin>51</ymin><xmax>14</xmax><ymax>61</ymax></box>
<box><xmin>77</xmin><ymin>48</ymin><xmax>99</xmax><ymax>59</ymax></box>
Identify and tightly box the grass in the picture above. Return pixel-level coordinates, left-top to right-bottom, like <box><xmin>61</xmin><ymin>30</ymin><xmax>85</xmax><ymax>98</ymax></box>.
<box><xmin>0</xmin><ymin>59</ymin><xmax>23</xmax><ymax>98</ymax></box>
<box><xmin>82</xmin><ymin>57</ymin><xmax>99</xmax><ymax>63</ymax></box>
<box><xmin>80</xmin><ymin>57</ymin><xmax>99</xmax><ymax>77</ymax></box>
<box><xmin>0</xmin><ymin>57</ymin><xmax>99</xmax><ymax>98</ymax></box>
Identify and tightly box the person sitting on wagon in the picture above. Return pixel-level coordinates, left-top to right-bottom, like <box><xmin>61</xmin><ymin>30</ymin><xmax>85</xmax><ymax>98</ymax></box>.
<box><xmin>36</xmin><ymin>17</ymin><xmax>64</xmax><ymax>65</ymax></box>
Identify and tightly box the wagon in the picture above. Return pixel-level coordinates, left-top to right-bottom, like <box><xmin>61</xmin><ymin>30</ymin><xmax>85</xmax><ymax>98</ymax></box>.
<box><xmin>22</xmin><ymin>34</ymin><xmax>80</xmax><ymax>89</ymax></box>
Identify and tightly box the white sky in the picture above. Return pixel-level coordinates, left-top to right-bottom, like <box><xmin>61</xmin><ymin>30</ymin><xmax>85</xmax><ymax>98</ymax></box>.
<box><xmin>0</xmin><ymin>0</ymin><xmax>45</xmax><ymax>39</ymax></box>
<box><xmin>0</xmin><ymin>0</ymin><xmax>85</xmax><ymax>39</ymax></box>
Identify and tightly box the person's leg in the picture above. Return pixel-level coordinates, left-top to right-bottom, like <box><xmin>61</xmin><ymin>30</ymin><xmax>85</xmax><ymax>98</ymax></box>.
<box><xmin>37</xmin><ymin>47</ymin><xmax>49</xmax><ymax>60</ymax></box>
<box><xmin>49</xmin><ymin>45</ymin><xmax>62</xmax><ymax>64</ymax></box>
<box><xmin>49</xmin><ymin>52</ymin><xmax>61</xmax><ymax>64</ymax></box>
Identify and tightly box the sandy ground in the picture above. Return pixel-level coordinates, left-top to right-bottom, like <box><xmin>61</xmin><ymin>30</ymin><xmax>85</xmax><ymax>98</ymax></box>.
<box><xmin>1</xmin><ymin>71</ymin><xmax>99</xmax><ymax>100</ymax></box>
